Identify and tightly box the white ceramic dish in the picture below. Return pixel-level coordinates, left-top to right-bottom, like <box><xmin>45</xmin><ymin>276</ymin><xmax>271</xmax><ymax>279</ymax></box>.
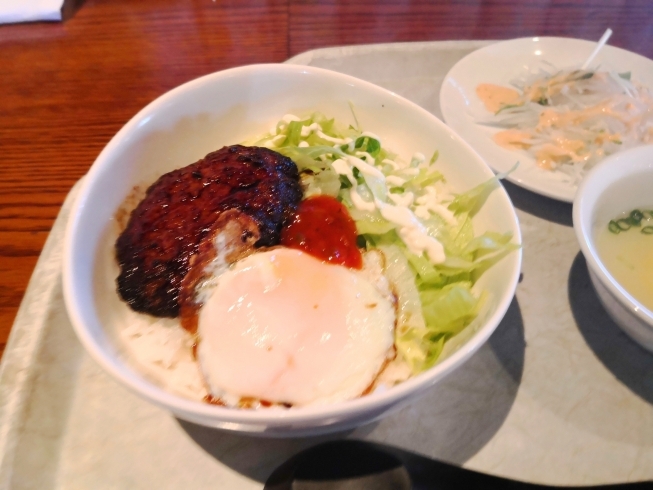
<box><xmin>573</xmin><ymin>144</ymin><xmax>653</xmax><ymax>352</ymax></box>
<box><xmin>63</xmin><ymin>63</ymin><xmax>521</xmax><ymax>436</ymax></box>
<box><xmin>440</xmin><ymin>36</ymin><xmax>653</xmax><ymax>202</ymax></box>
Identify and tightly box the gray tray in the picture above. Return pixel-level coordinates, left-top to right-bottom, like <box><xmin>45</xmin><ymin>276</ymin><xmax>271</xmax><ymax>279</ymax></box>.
<box><xmin>1</xmin><ymin>41</ymin><xmax>652</xmax><ymax>489</ymax></box>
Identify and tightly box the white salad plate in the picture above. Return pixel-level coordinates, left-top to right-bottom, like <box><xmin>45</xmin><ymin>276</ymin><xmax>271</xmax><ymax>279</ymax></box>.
<box><xmin>440</xmin><ymin>36</ymin><xmax>653</xmax><ymax>202</ymax></box>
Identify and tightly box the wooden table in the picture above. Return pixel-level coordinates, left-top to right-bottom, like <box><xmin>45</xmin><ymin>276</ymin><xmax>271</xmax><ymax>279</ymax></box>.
<box><xmin>1</xmin><ymin>0</ymin><xmax>652</xmax><ymax>358</ymax></box>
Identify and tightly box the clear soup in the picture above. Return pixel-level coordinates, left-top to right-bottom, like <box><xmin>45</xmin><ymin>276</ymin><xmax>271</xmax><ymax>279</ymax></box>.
<box><xmin>595</xmin><ymin>210</ymin><xmax>653</xmax><ymax>311</ymax></box>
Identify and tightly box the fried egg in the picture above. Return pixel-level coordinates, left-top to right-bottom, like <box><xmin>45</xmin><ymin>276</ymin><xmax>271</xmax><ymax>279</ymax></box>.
<box><xmin>196</xmin><ymin>248</ymin><xmax>396</xmax><ymax>407</ymax></box>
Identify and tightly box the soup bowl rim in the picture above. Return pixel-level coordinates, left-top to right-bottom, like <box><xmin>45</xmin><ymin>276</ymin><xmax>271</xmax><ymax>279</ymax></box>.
<box><xmin>573</xmin><ymin>144</ymin><xmax>653</xmax><ymax>329</ymax></box>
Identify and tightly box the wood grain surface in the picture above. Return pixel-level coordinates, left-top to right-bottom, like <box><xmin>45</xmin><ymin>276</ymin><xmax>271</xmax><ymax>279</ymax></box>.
<box><xmin>1</xmin><ymin>0</ymin><xmax>652</xmax><ymax>358</ymax></box>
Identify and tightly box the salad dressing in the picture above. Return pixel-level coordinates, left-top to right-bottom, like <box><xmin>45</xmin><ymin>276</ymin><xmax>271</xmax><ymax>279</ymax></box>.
<box><xmin>536</xmin><ymin>103</ymin><xmax>628</xmax><ymax>131</ymax></box>
<box><xmin>493</xmin><ymin>130</ymin><xmax>532</xmax><ymax>150</ymax></box>
<box><xmin>476</xmin><ymin>83</ymin><xmax>521</xmax><ymax>113</ymax></box>
<box><xmin>477</xmin><ymin>68</ymin><xmax>653</xmax><ymax>177</ymax></box>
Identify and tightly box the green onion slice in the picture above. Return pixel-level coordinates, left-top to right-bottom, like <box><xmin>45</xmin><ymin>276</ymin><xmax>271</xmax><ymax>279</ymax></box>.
<box><xmin>629</xmin><ymin>209</ymin><xmax>643</xmax><ymax>226</ymax></box>
<box><xmin>616</xmin><ymin>218</ymin><xmax>631</xmax><ymax>231</ymax></box>
<box><xmin>608</xmin><ymin>220</ymin><xmax>621</xmax><ymax>234</ymax></box>
<box><xmin>608</xmin><ymin>209</ymin><xmax>653</xmax><ymax>235</ymax></box>
<box><xmin>609</xmin><ymin>208</ymin><xmax>653</xmax><ymax>234</ymax></box>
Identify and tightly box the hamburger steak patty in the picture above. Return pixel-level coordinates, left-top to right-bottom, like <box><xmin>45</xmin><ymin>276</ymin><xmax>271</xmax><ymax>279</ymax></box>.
<box><xmin>115</xmin><ymin>145</ymin><xmax>303</xmax><ymax>317</ymax></box>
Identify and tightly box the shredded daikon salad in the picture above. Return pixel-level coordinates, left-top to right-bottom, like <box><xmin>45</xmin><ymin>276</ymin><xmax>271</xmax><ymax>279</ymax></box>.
<box><xmin>477</xmin><ymin>67</ymin><xmax>653</xmax><ymax>183</ymax></box>
<box><xmin>246</xmin><ymin>112</ymin><xmax>519</xmax><ymax>373</ymax></box>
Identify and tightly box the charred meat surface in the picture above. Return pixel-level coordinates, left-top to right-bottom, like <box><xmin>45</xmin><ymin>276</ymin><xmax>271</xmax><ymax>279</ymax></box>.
<box><xmin>116</xmin><ymin>145</ymin><xmax>302</xmax><ymax>317</ymax></box>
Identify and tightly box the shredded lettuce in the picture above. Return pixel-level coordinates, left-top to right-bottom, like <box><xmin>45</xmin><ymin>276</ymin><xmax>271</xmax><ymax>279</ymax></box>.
<box><xmin>256</xmin><ymin>112</ymin><xmax>519</xmax><ymax>374</ymax></box>
<box><xmin>448</xmin><ymin>163</ymin><xmax>519</xmax><ymax>217</ymax></box>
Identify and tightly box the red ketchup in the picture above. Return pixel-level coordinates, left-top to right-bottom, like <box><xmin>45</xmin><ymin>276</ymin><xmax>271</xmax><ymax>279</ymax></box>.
<box><xmin>280</xmin><ymin>195</ymin><xmax>363</xmax><ymax>269</ymax></box>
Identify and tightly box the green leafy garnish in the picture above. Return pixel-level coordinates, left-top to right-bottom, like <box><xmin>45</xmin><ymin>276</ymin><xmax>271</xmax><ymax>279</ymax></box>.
<box><xmin>250</xmin><ymin>111</ymin><xmax>519</xmax><ymax>373</ymax></box>
<box><xmin>608</xmin><ymin>209</ymin><xmax>653</xmax><ymax>234</ymax></box>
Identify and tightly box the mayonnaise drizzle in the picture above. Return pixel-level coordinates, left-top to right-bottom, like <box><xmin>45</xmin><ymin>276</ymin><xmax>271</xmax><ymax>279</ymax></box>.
<box><xmin>411</xmin><ymin>152</ymin><xmax>426</xmax><ymax>166</ymax></box>
<box><xmin>361</xmin><ymin>131</ymin><xmax>381</xmax><ymax>142</ymax></box>
<box><xmin>351</xmin><ymin>189</ymin><xmax>376</xmax><ymax>212</ymax></box>
<box><xmin>269</xmin><ymin>134</ymin><xmax>286</xmax><ymax>147</ymax></box>
<box><xmin>355</xmin><ymin>151</ymin><xmax>376</xmax><ymax>164</ymax></box>
<box><xmin>375</xmin><ymin>199</ymin><xmax>445</xmax><ymax>263</ymax></box>
<box><xmin>329</xmin><ymin>155</ymin><xmax>447</xmax><ymax>264</ymax></box>
<box><xmin>401</xmin><ymin>168</ymin><xmax>420</xmax><ymax>176</ymax></box>
<box><xmin>346</xmin><ymin>154</ymin><xmax>385</xmax><ymax>180</ymax></box>
<box><xmin>282</xmin><ymin>114</ymin><xmax>301</xmax><ymax>123</ymax></box>
<box><xmin>386</xmin><ymin>175</ymin><xmax>406</xmax><ymax>186</ymax></box>
<box><xmin>388</xmin><ymin>191</ymin><xmax>415</xmax><ymax>207</ymax></box>
<box><xmin>382</xmin><ymin>158</ymin><xmax>402</xmax><ymax>170</ymax></box>
<box><xmin>264</xmin><ymin>114</ymin><xmax>450</xmax><ymax>265</ymax></box>
<box><xmin>415</xmin><ymin>187</ymin><xmax>457</xmax><ymax>225</ymax></box>
<box><xmin>332</xmin><ymin>159</ymin><xmax>355</xmax><ymax>185</ymax></box>
<box><xmin>301</xmin><ymin>123</ymin><xmax>349</xmax><ymax>144</ymax></box>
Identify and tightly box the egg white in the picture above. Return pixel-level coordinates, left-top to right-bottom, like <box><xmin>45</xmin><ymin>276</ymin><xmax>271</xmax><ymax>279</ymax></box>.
<box><xmin>196</xmin><ymin>248</ymin><xmax>397</xmax><ymax>407</ymax></box>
